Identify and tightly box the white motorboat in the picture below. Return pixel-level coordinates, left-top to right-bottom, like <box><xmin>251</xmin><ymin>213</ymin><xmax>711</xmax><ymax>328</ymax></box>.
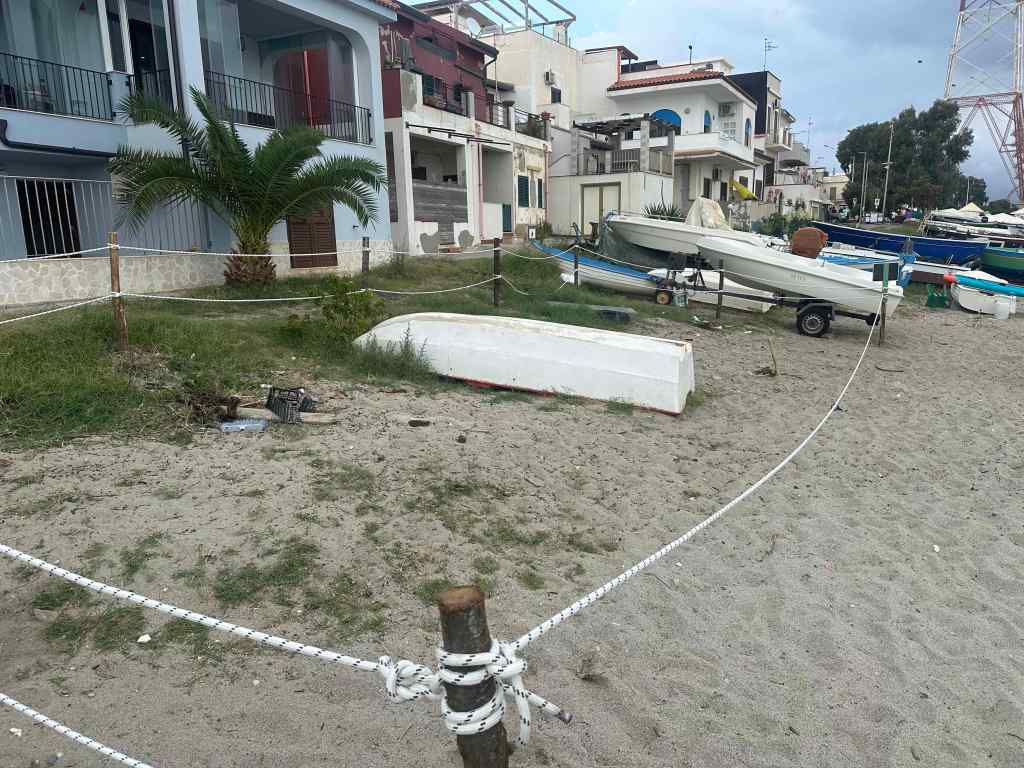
<box><xmin>607</xmin><ymin>210</ymin><xmax>764</xmax><ymax>255</ymax></box>
<box><xmin>354</xmin><ymin>313</ymin><xmax>696</xmax><ymax>414</ymax></box>
<box><xmin>697</xmin><ymin>236</ymin><xmax>903</xmax><ymax>319</ymax></box>
<box><xmin>647</xmin><ymin>269</ymin><xmax>774</xmax><ymax>313</ymax></box>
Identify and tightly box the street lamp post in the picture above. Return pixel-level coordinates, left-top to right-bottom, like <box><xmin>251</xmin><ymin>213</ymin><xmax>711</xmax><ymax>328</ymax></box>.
<box><xmin>859</xmin><ymin>151</ymin><xmax>869</xmax><ymax>225</ymax></box>
<box><xmin>881</xmin><ymin>121</ymin><xmax>895</xmax><ymax>221</ymax></box>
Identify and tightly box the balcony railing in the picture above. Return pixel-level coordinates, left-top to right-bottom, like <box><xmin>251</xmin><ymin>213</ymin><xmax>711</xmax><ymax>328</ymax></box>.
<box><xmin>422</xmin><ymin>75</ymin><xmax>466</xmax><ymax>115</ymax></box>
<box><xmin>484</xmin><ymin>100</ymin><xmax>511</xmax><ymax>130</ymax></box>
<box><xmin>575</xmin><ymin>149</ymin><xmax>673</xmax><ymax>177</ymax></box>
<box><xmin>205</xmin><ymin>71</ymin><xmax>373</xmax><ymax>145</ymax></box>
<box><xmin>128</xmin><ymin>68</ymin><xmax>175</xmax><ymax>109</ymax></box>
<box><xmin>514</xmin><ymin>109</ymin><xmax>547</xmax><ymax>140</ymax></box>
<box><xmin>0</xmin><ymin>51</ymin><xmax>112</xmax><ymax>121</ymax></box>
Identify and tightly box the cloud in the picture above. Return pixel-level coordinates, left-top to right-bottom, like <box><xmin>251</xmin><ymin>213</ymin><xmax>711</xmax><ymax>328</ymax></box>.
<box><xmin>568</xmin><ymin>0</ymin><xmax>1016</xmax><ymax>198</ymax></box>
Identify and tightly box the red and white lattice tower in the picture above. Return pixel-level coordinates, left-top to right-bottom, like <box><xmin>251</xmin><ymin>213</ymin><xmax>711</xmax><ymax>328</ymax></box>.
<box><xmin>945</xmin><ymin>0</ymin><xmax>1024</xmax><ymax>200</ymax></box>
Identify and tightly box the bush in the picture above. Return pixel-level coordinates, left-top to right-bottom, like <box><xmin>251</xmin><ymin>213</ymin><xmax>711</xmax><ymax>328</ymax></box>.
<box><xmin>786</xmin><ymin>214</ymin><xmax>813</xmax><ymax>239</ymax></box>
<box><xmin>534</xmin><ymin>221</ymin><xmax>554</xmax><ymax>240</ymax></box>
<box><xmin>318</xmin><ymin>275</ymin><xmax>387</xmax><ymax>344</ymax></box>
<box><xmin>757</xmin><ymin>212</ymin><xmax>787</xmax><ymax>237</ymax></box>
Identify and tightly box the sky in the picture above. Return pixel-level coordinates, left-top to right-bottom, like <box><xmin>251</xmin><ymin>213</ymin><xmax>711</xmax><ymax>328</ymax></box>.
<box><xmin>563</xmin><ymin>0</ymin><xmax>1015</xmax><ymax>201</ymax></box>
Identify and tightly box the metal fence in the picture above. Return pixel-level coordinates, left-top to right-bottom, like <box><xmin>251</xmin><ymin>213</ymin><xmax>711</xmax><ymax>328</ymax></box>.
<box><xmin>1</xmin><ymin>175</ymin><xmax>207</xmax><ymax>258</ymax></box>
<box><xmin>0</xmin><ymin>51</ymin><xmax>113</xmax><ymax>121</ymax></box>
<box><xmin>576</xmin><ymin>149</ymin><xmax>673</xmax><ymax>177</ymax></box>
<box><xmin>484</xmin><ymin>100</ymin><xmax>511</xmax><ymax>130</ymax></box>
<box><xmin>515</xmin><ymin>109</ymin><xmax>548</xmax><ymax>140</ymax></box>
<box><xmin>128</xmin><ymin>68</ymin><xmax>175</xmax><ymax>109</ymax></box>
<box><xmin>204</xmin><ymin>71</ymin><xmax>373</xmax><ymax>145</ymax></box>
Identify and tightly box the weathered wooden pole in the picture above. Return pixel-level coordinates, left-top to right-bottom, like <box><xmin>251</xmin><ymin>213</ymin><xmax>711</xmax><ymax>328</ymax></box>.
<box><xmin>361</xmin><ymin>236</ymin><xmax>371</xmax><ymax>287</ymax></box>
<box><xmin>108</xmin><ymin>232</ymin><xmax>128</xmax><ymax>352</ymax></box>
<box><xmin>492</xmin><ymin>238</ymin><xmax>502</xmax><ymax>307</ymax></box>
<box><xmin>716</xmin><ymin>258</ymin><xmax>725</xmax><ymax>320</ymax></box>
<box><xmin>879</xmin><ymin>266</ymin><xmax>889</xmax><ymax>346</ymax></box>
<box><xmin>438</xmin><ymin>586</ymin><xmax>509</xmax><ymax>768</ymax></box>
<box><xmin>573</xmin><ymin>247</ymin><xmax>580</xmax><ymax>288</ymax></box>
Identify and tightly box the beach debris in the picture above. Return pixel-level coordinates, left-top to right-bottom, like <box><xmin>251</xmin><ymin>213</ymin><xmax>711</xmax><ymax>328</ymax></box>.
<box><xmin>546</xmin><ymin>301</ymin><xmax>636</xmax><ymax>323</ymax></box>
<box><xmin>219</xmin><ymin>418</ymin><xmax>268</xmax><ymax>434</ymax></box>
<box><xmin>456</xmin><ymin>434</ymin><xmax>467</xmax><ymax>444</ymax></box>
<box><xmin>875</xmin><ymin>365</ymin><xmax>906</xmax><ymax>373</ymax></box>
<box><xmin>755</xmin><ymin>533</ymin><xmax>779</xmax><ymax>562</ymax></box>
<box><xmin>754</xmin><ymin>339</ymin><xmax>780</xmax><ymax>377</ymax></box>
<box><xmin>574</xmin><ymin>653</ymin><xmax>604</xmax><ymax>683</ymax></box>
<box><xmin>136</xmin><ymin>633</ymin><xmax>152</xmax><ymax>644</ymax></box>
<box><xmin>9</xmin><ymin>728</ymin><xmax>23</xmax><ymax>737</ymax></box>
<box><xmin>265</xmin><ymin>386</ymin><xmax>318</xmax><ymax>423</ymax></box>
<box><xmin>220</xmin><ymin>406</ymin><xmax>337</xmax><ymax>425</ymax></box>
<box><xmin>933</xmin><ymin>545</ymin><xmax>941</xmax><ymax>553</ymax></box>
<box><xmin>408</xmin><ymin>418</ymin><xmax>432</xmax><ymax>427</ymax></box>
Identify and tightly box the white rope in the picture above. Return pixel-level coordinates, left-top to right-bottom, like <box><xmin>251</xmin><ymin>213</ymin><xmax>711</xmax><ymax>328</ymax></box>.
<box><xmin>511</xmin><ymin>296</ymin><xmax>884</xmax><ymax>652</ymax></box>
<box><xmin>371</xmin><ymin>277</ymin><xmax>497</xmax><ymax>295</ymax></box>
<box><xmin>0</xmin><ymin>544</ymin><xmax>567</xmax><ymax>748</ymax></box>
<box><xmin>117</xmin><ymin>245</ymin><xmax>364</xmax><ymax>259</ymax></box>
<box><xmin>1</xmin><ymin>693</ymin><xmax>156</xmax><ymax>768</ymax></box>
<box><xmin>0</xmin><ymin>295</ymin><xmax>115</xmax><ymax>326</ymax></box>
<box><xmin>8</xmin><ymin>245</ymin><xmax>112</xmax><ymax>261</ymax></box>
<box><xmin>500</xmin><ymin>275</ymin><xmax>533</xmax><ymax>296</ymax></box>
<box><xmin>120</xmin><ymin>292</ymin><xmax>329</xmax><ymax>304</ymax></box>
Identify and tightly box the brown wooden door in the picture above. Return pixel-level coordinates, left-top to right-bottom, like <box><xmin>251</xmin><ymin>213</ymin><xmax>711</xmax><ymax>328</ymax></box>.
<box><xmin>287</xmin><ymin>207</ymin><xmax>337</xmax><ymax>268</ymax></box>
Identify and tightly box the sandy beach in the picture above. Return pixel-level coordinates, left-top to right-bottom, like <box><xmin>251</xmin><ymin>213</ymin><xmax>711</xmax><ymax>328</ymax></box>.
<box><xmin>2</xmin><ymin>302</ymin><xmax>1023</xmax><ymax>768</ymax></box>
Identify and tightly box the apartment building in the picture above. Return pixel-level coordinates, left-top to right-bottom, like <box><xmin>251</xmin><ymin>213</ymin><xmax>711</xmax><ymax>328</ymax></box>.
<box><xmin>379</xmin><ymin>1</ymin><xmax>549</xmax><ymax>255</ymax></box>
<box><xmin>0</xmin><ymin>0</ymin><xmax>395</xmax><ymax>277</ymax></box>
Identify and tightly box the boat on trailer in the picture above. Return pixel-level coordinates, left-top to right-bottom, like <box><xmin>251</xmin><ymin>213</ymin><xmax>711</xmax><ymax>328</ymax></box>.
<box><xmin>354</xmin><ymin>313</ymin><xmax>695</xmax><ymax>414</ymax></box>
<box><xmin>530</xmin><ymin>242</ymin><xmax>773</xmax><ymax>312</ymax></box>
<box><xmin>812</xmin><ymin>220</ymin><xmax>986</xmax><ymax>265</ymax></box>
<box><xmin>697</xmin><ymin>236</ymin><xmax>903</xmax><ymax>336</ymax></box>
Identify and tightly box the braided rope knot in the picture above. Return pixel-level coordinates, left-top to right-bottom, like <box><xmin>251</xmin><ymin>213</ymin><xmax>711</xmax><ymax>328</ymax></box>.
<box><xmin>377</xmin><ymin>657</ymin><xmax>441</xmax><ymax>703</ymax></box>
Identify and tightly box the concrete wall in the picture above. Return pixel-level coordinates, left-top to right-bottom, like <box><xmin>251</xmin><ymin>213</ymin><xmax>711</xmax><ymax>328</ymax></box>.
<box><xmin>548</xmin><ymin>171</ymin><xmax>672</xmax><ymax>235</ymax></box>
<box><xmin>0</xmin><ymin>240</ymin><xmax>393</xmax><ymax>308</ymax></box>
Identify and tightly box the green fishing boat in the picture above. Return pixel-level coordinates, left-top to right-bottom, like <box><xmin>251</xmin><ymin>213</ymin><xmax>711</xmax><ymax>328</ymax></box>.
<box><xmin>981</xmin><ymin>246</ymin><xmax>1024</xmax><ymax>282</ymax></box>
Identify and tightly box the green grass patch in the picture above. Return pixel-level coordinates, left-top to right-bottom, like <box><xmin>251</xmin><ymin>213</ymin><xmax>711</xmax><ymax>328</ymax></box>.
<box><xmin>213</xmin><ymin>537</ymin><xmax>320</xmax><ymax>608</ymax></box>
<box><xmin>413</xmin><ymin>577</ymin><xmax>454</xmax><ymax>606</ymax></box>
<box><xmin>119</xmin><ymin>533</ymin><xmax>166</xmax><ymax>580</ymax></box>
<box><xmin>44</xmin><ymin>614</ymin><xmax>98</xmax><ymax>654</ymax></box>
<box><xmin>472</xmin><ymin>555</ymin><xmax>500</xmax><ymax>575</ymax></box>
<box><xmin>304</xmin><ymin>570</ymin><xmax>386</xmax><ymax>639</ymax></box>
<box><xmin>92</xmin><ymin>606</ymin><xmax>146</xmax><ymax>652</ymax></box>
<box><xmin>31</xmin><ymin>581</ymin><xmax>93</xmax><ymax>612</ymax></box>
<box><xmin>311</xmin><ymin>462</ymin><xmax>376</xmax><ymax>502</ymax></box>
<box><xmin>487</xmin><ymin>390</ymin><xmax>535</xmax><ymax>405</ymax></box>
<box><xmin>158</xmin><ymin>619</ymin><xmax>225</xmax><ymax>661</ymax></box>
<box><xmin>516</xmin><ymin>569</ymin><xmax>546</xmax><ymax>591</ymax></box>
<box><xmin>606</xmin><ymin>399</ymin><xmax>635</xmax><ymax>416</ymax></box>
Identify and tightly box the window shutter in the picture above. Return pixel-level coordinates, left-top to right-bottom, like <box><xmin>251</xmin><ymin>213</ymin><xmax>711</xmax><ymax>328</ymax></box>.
<box><xmin>518</xmin><ymin>175</ymin><xmax>530</xmax><ymax>207</ymax></box>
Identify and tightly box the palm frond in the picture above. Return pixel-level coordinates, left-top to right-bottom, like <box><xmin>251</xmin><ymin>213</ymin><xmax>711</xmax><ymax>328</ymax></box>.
<box><xmin>118</xmin><ymin>89</ymin><xmax>208</xmax><ymax>160</ymax></box>
<box><xmin>273</xmin><ymin>156</ymin><xmax>386</xmax><ymax>227</ymax></box>
<box><xmin>109</xmin><ymin>147</ymin><xmax>223</xmax><ymax>231</ymax></box>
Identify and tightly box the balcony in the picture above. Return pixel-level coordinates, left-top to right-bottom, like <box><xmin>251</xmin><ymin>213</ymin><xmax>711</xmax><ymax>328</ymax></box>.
<box><xmin>484</xmin><ymin>100</ymin><xmax>511</xmax><ymax>130</ymax></box>
<box><xmin>574</xmin><ymin>149</ymin><xmax>673</xmax><ymax>177</ymax></box>
<box><xmin>766</xmin><ymin>127</ymin><xmax>792</xmax><ymax>151</ymax></box>
<box><xmin>674</xmin><ymin>130</ymin><xmax>754</xmax><ymax>165</ymax></box>
<box><xmin>128</xmin><ymin>69</ymin><xmax>175</xmax><ymax>110</ymax></box>
<box><xmin>422</xmin><ymin>76</ymin><xmax>466</xmax><ymax>116</ymax></box>
<box><xmin>514</xmin><ymin>109</ymin><xmax>548</xmax><ymax>140</ymax></box>
<box><xmin>205</xmin><ymin>71</ymin><xmax>372</xmax><ymax>145</ymax></box>
<box><xmin>0</xmin><ymin>52</ymin><xmax>113</xmax><ymax>121</ymax></box>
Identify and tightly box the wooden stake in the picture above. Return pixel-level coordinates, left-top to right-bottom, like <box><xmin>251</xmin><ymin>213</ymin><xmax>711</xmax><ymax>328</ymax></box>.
<box><xmin>492</xmin><ymin>238</ymin><xmax>502</xmax><ymax>307</ymax></box>
<box><xmin>716</xmin><ymin>258</ymin><xmax>725</xmax><ymax>320</ymax></box>
<box><xmin>878</xmin><ymin>266</ymin><xmax>889</xmax><ymax>346</ymax></box>
<box><xmin>108</xmin><ymin>232</ymin><xmax>128</xmax><ymax>352</ymax></box>
<box><xmin>361</xmin><ymin>236</ymin><xmax>370</xmax><ymax>288</ymax></box>
<box><xmin>438</xmin><ymin>586</ymin><xmax>509</xmax><ymax>768</ymax></box>
<box><xmin>573</xmin><ymin>247</ymin><xmax>580</xmax><ymax>288</ymax></box>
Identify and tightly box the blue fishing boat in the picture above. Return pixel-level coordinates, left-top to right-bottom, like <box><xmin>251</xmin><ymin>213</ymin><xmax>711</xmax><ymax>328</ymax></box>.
<box><xmin>812</xmin><ymin>221</ymin><xmax>986</xmax><ymax>265</ymax></box>
<box><xmin>980</xmin><ymin>246</ymin><xmax>1024</xmax><ymax>282</ymax></box>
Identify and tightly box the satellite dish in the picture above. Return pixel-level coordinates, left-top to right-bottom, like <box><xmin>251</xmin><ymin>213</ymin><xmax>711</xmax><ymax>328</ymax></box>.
<box><xmin>466</xmin><ymin>17</ymin><xmax>482</xmax><ymax>36</ymax></box>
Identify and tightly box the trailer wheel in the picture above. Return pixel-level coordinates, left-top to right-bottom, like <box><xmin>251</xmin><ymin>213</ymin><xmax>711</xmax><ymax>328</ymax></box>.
<box><xmin>865</xmin><ymin>313</ymin><xmax>878</xmax><ymax>327</ymax></box>
<box><xmin>655</xmin><ymin>290</ymin><xmax>673</xmax><ymax>305</ymax></box>
<box><xmin>797</xmin><ymin>305</ymin><xmax>831</xmax><ymax>337</ymax></box>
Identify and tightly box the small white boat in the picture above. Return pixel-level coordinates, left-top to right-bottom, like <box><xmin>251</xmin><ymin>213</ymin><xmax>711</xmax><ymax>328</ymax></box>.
<box><xmin>697</xmin><ymin>236</ymin><xmax>903</xmax><ymax>318</ymax></box>
<box><xmin>647</xmin><ymin>269</ymin><xmax>774</xmax><ymax>313</ymax></box>
<box><xmin>607</xmin><ymin>210</ymin><xmax>764</xmax><ymax>255</ymax></box>
<box><xmin>354</xmin><ymin>313</ymin><xmax>696</xmax><ymax>414</ymax></box>
<box><xmin>951</xmin><ymin>270</ymin><xmax>1018</xmax><ymax>317</ymax></box>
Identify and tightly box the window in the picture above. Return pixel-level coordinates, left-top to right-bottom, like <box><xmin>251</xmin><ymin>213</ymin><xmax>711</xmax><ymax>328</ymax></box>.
<box><xmin>518</xmin><ymin>175</ymin><xmax>530</xmax><ymax>207</ymax></box>
<box><xmin>755</xmin><ymin>180</ymin><xmax>764</xmax><ymax>200</ymax></box>
<box><xmin>719</xmin><ymin>182</ymin><xmax>728</xmax><ymax>203</ymax></box>
<box><xmin>744</xmin><ymin>118</ymin><xmax>752</xmax><ymax>147</ymax></box>
<box><xmin>537</xmin><ymin>178</ymin><xmax>544</xmax><ymax>209</ymax></box>
<box><xmin>830</xmin><ymin>187</ymin><xmax>837</xmax><ymax>201</ymax></box>
<box><xmin>702</xmin><ymin>178</ymin><xmax>712</xmax><ymax>199</ymax></box>
<box><xmin>16</xmin><ymin>179</ymin><xmax>81</xmax><ymax>257</ymax></box>
<box><xmin>651</xmin><ymin>108</ymin><xmax>681</xmax><ymax>135</ymax></box>
<box><xmin>703</xmin><ymin>110</ymin><xmax>712</xmax><ymax>133</ymax></box>
<box><xmin>422</xmin><ymin>74</ymin><xmax>438</xmax><ymax>97</ymax></box>
<box><xmin>550</xmin><ymin>86</ymin><xmax>561</xmax><ymax>104</ymax></box>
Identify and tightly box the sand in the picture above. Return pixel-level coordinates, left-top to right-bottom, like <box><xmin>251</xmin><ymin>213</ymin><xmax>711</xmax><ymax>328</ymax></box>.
<box><xmin>1</xmin><ymin>302</ymin><xmax>1023</xmax><ymax>768</ymax></box>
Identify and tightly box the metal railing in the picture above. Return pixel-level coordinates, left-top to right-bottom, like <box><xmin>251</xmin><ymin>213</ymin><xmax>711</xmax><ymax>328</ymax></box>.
<box><xmin>575</xmin><ymin>149</ymin><xmax>673</xmax><ymax>177</ymax></box>
<box><xmin>421</xmin><ymin>75</ymin><xmax>466</xmax><ymax>115</ymax></box>
<box><xmin>484</xmin><ymin>100</ymin><xmax>511</xmax><ymax>130</ymax></box>
<box><xmin>204</xmin><ymin>71</ymin><xmax>373</xmax><ymax>145</ymax></box>
<box><xmin>514</xmin><ymin>109</ymin><xmax>548</xmax><ymax>140</ymax></box>
<box><xmin>1</xmin><ymin>175</ymin><xmax>206</xmax><ymax>258</ymax></box>
<box><xmin>0</xmin><ymin>51</ymin><xmax>113</xmax><ymax>121</ymax></box>
<box><xmin>128</xmin><ymin>68</ymin><xmax>175</xmax><ymax>109</ymax></box>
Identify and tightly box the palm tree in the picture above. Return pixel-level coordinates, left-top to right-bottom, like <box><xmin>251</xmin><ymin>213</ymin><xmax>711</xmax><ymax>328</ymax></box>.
<box><xmin>110</xmin><ymin>87</ymin><xmax>386</xmax><ymax>282</ymax></box>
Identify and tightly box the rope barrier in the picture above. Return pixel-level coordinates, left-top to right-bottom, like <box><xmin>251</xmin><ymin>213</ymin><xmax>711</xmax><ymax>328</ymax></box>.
<box><xmin>117</xmin><ymin>245</ymin><xmax>365</xmax><ymax>259</ymax></box>
<box><xmin>1</xmin><ymin>693</ymin><xmax>155</xmax><ymax>768</ymax></box>
<box><xmin>510</xmin><ymin>296</ymin><xmax>884</xmax><ymax>652</ymax></box>
<box><xmin>7</xmin><ymin>246</ymin><xmax>112</xmax><ymax>261</ymax></box>
<box><xmin>0</xmin><ymin>295</ymin><xmax>115</xmax><ymax>327</ymax></box>
<box><xmin>370</xmin><ymin>277</ymin><xmax>497</xmax><ymax>296</ymax></box>
<box><xmin>0</xmin><ymin>543</ymin><xmax>568</xmax><ymax>751</ymax></box>
<box><xmin>500</xmin><ymin>275</ymin><xmax>533</xmax><ymax>296</ymax></box>
<box><xmin>120</xmin><ymin>292</ymin><xmax>329</xmax><ymax>304</ymax></box>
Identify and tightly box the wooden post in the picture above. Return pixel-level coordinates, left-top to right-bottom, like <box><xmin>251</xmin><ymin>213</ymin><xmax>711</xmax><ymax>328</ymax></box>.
<box><xmin>361</xmin><ymin>236</ymin><xmax>370</xmax><ymax>288</ymax></box>
<box><xmin>438</xmin><ymin>586</ymin><xmax>509</xmax><ymax>768</ymax></box>
<box><xmin>108</xmin><ymin>232</ymin><xmax>128</xmax><ymax>352</ymax></box>
<box><xmin>716</xmin><ymin>259</ymin><xmax>725</xmax><ymax>320</ymax></box>
<box><xmin>492</xmin><ymin>238</ymin><xmax>502</xmax><ymax>308</ymax></box>
<box><xmin>573</xmin><ymin>247</ymin><xmax>580</xmax><ymax>288</ymax></box>
<box><xmin>879</xmin><ymin>266</ymin><xmax>889</xmax><ymax>346</ymax></box>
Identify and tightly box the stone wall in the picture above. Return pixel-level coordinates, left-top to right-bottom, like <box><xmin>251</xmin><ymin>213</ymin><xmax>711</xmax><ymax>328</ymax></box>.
<box><xmin>1</xmin><ymin>241</ymin><xmax>394</xmax><ymax>308</ymax></box>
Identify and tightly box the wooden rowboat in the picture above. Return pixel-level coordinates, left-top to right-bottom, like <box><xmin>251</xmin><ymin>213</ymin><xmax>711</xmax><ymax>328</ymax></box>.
<box><xmin>354</xmin><ymin>313</ymin><xmax>695</xmax><ymax>414</ymax></box>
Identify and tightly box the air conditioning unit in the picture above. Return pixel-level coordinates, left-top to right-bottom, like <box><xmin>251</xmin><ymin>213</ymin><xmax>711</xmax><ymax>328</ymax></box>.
<box><xmin>544</xmin><ymin>70</ymin><xmax>558</xmax><ymax>86</ymax></box>
<box><xmin>719</xmin><ymin>103</ymin><xmax>735</xmax><ymax>118</ymax></box>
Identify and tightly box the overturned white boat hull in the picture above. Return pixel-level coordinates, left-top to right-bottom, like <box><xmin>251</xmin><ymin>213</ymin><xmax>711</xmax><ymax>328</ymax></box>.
<box><xmin>697</xmin><ymin>236</ymin><xmax>903</xmax><ymax>317</ymax></box>
<box><xmin>355</xmin><ymin>313</ymin><xmax>696</xmax><ymax>414</ymax></box>
<box><xmin>951</xmin><ymin>270</ymin><xmax>1018</xmax><ymax>316</ymax></box>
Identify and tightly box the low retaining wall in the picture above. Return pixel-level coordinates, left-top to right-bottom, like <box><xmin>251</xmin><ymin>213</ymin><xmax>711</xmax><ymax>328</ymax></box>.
<box><xmin>0</xmin><ymin>240</ymin><xmax>394</xmax><ymax>308</ymax></box>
